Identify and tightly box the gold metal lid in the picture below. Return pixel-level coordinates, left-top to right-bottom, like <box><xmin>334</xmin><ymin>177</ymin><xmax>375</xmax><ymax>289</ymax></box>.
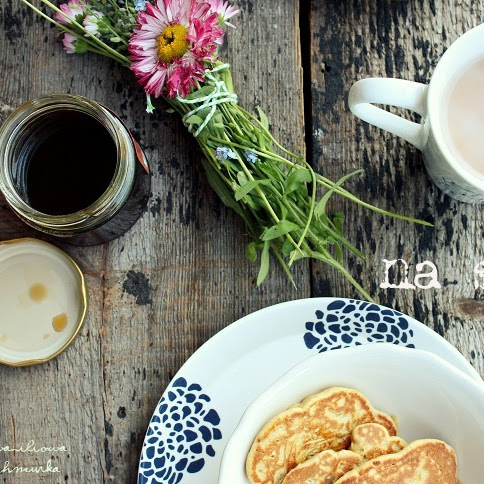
<box><xmin>0</xmin><ymin>238</ymin><xmax>88</xmax><ymax>366</ymax></box>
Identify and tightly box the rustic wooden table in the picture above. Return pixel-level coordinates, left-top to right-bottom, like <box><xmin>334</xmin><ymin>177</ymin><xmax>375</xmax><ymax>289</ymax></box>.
<box><xmin>0</xmin><ymin>0</ymin><xmax>483</xmax><ymax>482</ymax></box>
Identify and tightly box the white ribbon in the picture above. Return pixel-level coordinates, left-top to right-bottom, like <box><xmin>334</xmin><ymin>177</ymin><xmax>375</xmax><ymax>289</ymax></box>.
<box><xmin>177</xmin><ymin>63</ymin><xmax>238</xmax><ymax>137</ymax></box>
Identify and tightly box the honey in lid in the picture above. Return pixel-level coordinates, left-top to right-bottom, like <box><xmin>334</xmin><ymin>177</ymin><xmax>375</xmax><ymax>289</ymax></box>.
<box><xmin>0</xmin><ymin>238</ymin><xmax>88</xmax><ymax>366</ymax></box>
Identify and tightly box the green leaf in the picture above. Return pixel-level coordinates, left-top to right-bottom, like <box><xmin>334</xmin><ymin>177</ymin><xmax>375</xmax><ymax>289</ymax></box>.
<box><xmin>257</xmin><ymin>240</ymin><xmax>270</xmax><ymax>285</ymax></box>
<box><xmin>220</xmin><ymin>158</ymin><xmax>239</xmax><ymax>172</ymax></box>
<box><xmin>74</xmin><ymin>38</ymin><xmax>88</xmax><ymax>54</ymax></box>
<box><xmin>197</xmin><ymin>128</ymin><xmax>209</xmax><ymax>143</ymax></box>
<box><xmin>284</xmin><ymin>169</ymin><xmax>312</xmax><ymax>195</ymax></box>
<box><xmin>186</xmin><ymin>85</ymin><xmax>214</xmax><ymax>100</ymax></box>
<box><xmin>257</xmin><ymin>162</ymin><xmax>281</xmax><ymax>180</ymax></box>
<box><xmin>237</xmin><ymin>171</ymin><xmax>248</xmax><ymax>185</ymax></box>
<box><xmin>262</xmin><ymin>220</ymin><xmax>300</xmax><ymax>241</ymax></box>
<box><xmin>289</xmin><ymin>250</ymin><xmax>306</xmax><ymax>262</ymax></box>
<box><xmin>246</xmin><ymin>242</ymin><xmax>257</xmax><ymax>262</ymax></box>
<box><xmin>165</xmin><ymin>108</ymin><xmax>175</xmax><ymax>114</ymax></box>
<box><xmin>279</xmin><ymin>202</ymin><xmax>288</xmax><ymax>219</ymax></box>
<box><xmin>282</xmin><ymin>238</ymin><xmax>294</xmax><ymax>255</ymax></box>
<box><xmin>331</xmin><ymin>211</ymin><xmax>345</xmax><ymax>235</ymax></box>
<box><xmin>245</xmin><ymin>194</ymin><xmax>260</xmax><ymax>210</ymax></box>
<box><xmin>185</xmin><ymin>114</ymin><xmax>203</xmax><ymax>125</ymax></box>
<box><xmin>333</xmin><ymin>241</ymin><xmax>344</xmax><ymax>263</ymax></box>
<box><xmin>254</xmin><ymin>128</ymin><xmax>271</xmax><ymax>151</ymax></box>
<box><xmin>197</xmin><ymin>107</ymin><xmax>212</xmax><ymax>119</ymax></box>
<box><xmin>200</xmin><ymin>158</ymin><xmax>247</xmax><ymax>221</ymax></box>
<box><xmin>235</xmin><ymin>179</ymin><xmax>270</xmax><ymax>201</ymax></box>
<box><xmin>256</xmin><ymin>106</ymin><xmax>270</xmax><ymax>130</ymax></box>
<box><xmin>315</xmin><ymin>170</ymin><xmax>362</xmax><ymax>218</ymax></box>
<box><xmin>213</xmin><ymin>113</ymin><xmax>224</xmax><ymax>124</ymax></box>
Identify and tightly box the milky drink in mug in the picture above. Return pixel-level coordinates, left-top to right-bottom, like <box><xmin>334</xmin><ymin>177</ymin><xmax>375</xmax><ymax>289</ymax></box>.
<box><xmin>445</xmin><ymin>57</ymin><xmax>484</xmax><ymax>176</ymax></box>
<box><xmin>349</xmin><ymin>23</ymin><xmax>484</xmax><ymax>203</ymax></box>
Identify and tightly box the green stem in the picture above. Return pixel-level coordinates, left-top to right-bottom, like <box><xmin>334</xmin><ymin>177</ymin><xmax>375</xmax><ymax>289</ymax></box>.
<box><xmin>272</xmin><ymin>246</ymin><xmax>296</xmax><ymax>289</ymax></box>
<box><xmin>166</xmin><ymin>76</ymin><xmax>426</xmax><ymax>300</ymax></box>
<box><xmin>314</xmin><ymin>177</ymin><xmax>432</xmax><ymax>225</ymax></box>
<box><xmin>100</xmin><ymin>18</ymin><xmax>129</xmax><ymax>47</ymax></box>
<box><xmin>219</xmin><ymin>133</ymin><xmax>305</xmax><ymax>256</ymax></box>
<box><xmin>24</xmin><ymin>0</ymin><xmax>130</xmax><ymax>66</ymax></box>
<box><xmin>235</xmin><ymin>104</ymin><xmax>302</xmax><ymax>161</ymax></box>
<box><xmin>284</xmin><ymin>196</ymin><xmax>364</xmax><ymax>259</ymax></box>
<box><xmin>21</xmin><ymin>0</ymin><xmax>121</xmax><ymax>64</ymax></box>
<box><xmin>288</xmin><ymin>166</ymin><xmax>316</xmax><ymax>267</ymax></box>
<box><xmin>210</xmin><ymin>134</ymin><xmax>431</xmax><ymax>226</ymax></box>
<box><xmin>220</xmin><ymin>103</ymin><xmax>245</xmax><ymax>138</ymax></box>
<box><xmin>315</xmin><ymin>250</ymin><xmax>374</xmax><ymax>302</ymax></box>
<box><xmin>221</xmin><ymin>136</ymin><xmax>280</xmax><ymax>222</ymax></box>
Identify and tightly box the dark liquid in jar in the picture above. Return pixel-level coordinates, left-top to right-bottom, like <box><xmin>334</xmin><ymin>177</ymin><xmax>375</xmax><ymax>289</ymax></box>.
<box><xmin>11</xmin><ymin>106</ymin><xmax>151</xmax><ymax>245</ymax></box>
<box><xmin>24</xmin><ymin>110</ymin><xmax>117</xmax><ymax>215</ymax></box>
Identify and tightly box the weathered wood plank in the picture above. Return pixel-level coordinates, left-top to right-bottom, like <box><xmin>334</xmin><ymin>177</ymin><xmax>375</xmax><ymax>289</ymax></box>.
<box><xmin>0</xmin><ymin>0</ymin><xmax>308</xmax><ymax>482</ymax></box>
<box><xmin>309</xmin><ymin>0</ymin><xmax>484</xmax><ymax>376</ymax></box>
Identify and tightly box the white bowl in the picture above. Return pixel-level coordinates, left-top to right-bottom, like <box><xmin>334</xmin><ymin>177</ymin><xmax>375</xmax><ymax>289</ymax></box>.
<box><xmin>218</xmin><ymin>344</ymin><xmax>484</xmax><ymax>483</ymax></box>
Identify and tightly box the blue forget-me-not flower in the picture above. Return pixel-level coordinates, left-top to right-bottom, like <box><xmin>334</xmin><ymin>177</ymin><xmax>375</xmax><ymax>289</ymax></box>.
<box><xmin>134</xmin><ymin>0</ymin><xmax>147</xmax><ymax>12</ymax></box>
<box><xmin>215</xmin><ymin>146</ymin><xmax>238</xmax><ymax>160</ymax></box>
<box><xmin>244</xmin><ymin>150</ymin><xmax>259</xmax><ymax>164</ymax></box>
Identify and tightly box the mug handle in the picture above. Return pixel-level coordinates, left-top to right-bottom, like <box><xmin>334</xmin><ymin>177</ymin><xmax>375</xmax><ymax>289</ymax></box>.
<box><xmin>348</xmin><ymin>78</ymin><xmax>428</xmax><ymax>150</ymax></box>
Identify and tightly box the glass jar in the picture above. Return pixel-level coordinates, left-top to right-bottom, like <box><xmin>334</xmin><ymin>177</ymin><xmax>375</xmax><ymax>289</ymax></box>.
<box><xmin>0</xmin><ymin>94</ymin><xmax>151</xmax><ymax>245</ymax></box>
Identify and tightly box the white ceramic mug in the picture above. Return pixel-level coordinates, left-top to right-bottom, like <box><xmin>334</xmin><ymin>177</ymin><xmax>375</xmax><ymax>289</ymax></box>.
<box><xmin>348</xmin><ymin>23</ymin><xmax>484</xmax><ymax>203</ymax></box>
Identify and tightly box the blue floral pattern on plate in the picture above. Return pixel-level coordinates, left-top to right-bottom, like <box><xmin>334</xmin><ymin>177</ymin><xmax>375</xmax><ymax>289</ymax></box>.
<box><xmin>138</xmin><ymin>377</ymin><xmax>222</xmax><ymax>484</ymax></box>
<box><xmin>303</xmin><ymin>299</ymin><xmax>415</xmax><ymax>352</ymax></box>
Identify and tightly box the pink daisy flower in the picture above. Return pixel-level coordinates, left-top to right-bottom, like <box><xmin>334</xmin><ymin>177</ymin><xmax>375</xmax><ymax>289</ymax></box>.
<box><xmin>128</xmin><ymin>0</ymin><xmax>226</xmax><ymax>98</ymax></box>
<box><xmin>61</xmin><ymin>32</ymin><xmax>84</xmax><ymax>53</ymax></box>
<box><xmin>55</xmin><ymin>0</ymin><xmax>87</xmax><ymax>26</ymax></box>
<box><xmin>208</xmin><ymin>0</ymin><xmax>239</xmax><ymax>28</ymax></box>
<box><xmin>83</xmin><ymin>11</ymin><xmax>104</xmax><ymax>37</ymax></box>
<box><xmin>62</xmin><ymin>33</ymin><xmax>77</xmax><ymax>53</ymax></box>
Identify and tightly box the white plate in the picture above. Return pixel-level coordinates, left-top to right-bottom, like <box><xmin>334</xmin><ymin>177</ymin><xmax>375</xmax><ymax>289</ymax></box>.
<box><xmin>138</xmin><ymin>298</ymin><xmax>481</xmax><ymax>484</ymax></box>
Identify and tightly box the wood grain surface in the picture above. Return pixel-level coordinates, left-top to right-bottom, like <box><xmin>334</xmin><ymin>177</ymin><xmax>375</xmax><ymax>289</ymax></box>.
<box><xmin>308</xmin><ymin>0</ymin><xmax>484</xmax><ymax>375</ymax></box>
<box><xmin>0</xmin><ymin>0</ymin><xmax>482</xmax><ymax>482</ymax></box>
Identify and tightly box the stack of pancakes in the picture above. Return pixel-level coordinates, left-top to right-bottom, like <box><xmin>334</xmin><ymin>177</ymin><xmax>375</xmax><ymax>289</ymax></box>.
<box><xmin>245</xmin><ymin>387</ymin><xmax>457</xmax><ymax>483</ymax></box>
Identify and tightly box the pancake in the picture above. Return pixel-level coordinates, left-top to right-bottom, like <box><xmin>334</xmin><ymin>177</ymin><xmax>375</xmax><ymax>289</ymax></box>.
<box><xmin>334</xmin><ymin>439</ymin><xmax>457</xmax><ymax>483</ymax></box>
<box><xmin>282</xmin><ymin>450</ymin><xmax>362</xmax><ymax>484</ymax></box>
<box><xmin>246</xmin><ymin>387</ymin><xmax>398</xmax><ymax>484</ymax></box>
<box><xmin>349</xmin><ymin>423</ymin><xmax>406</xmax><ymax>461</ymax></box>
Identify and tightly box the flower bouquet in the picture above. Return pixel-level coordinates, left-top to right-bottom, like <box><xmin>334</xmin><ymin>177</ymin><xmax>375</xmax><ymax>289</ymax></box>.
<box><xmin>22</xmin><ymin>0</ymin><xmax>428</xmax><ymax>301</ymax></box>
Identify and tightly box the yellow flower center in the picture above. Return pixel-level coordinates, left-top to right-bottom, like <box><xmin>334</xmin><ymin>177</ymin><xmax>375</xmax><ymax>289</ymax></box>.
<box><xmin>157</xmin><ymin>24</ymin><xmax>189</xmax><ymax>63</ymax></box>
